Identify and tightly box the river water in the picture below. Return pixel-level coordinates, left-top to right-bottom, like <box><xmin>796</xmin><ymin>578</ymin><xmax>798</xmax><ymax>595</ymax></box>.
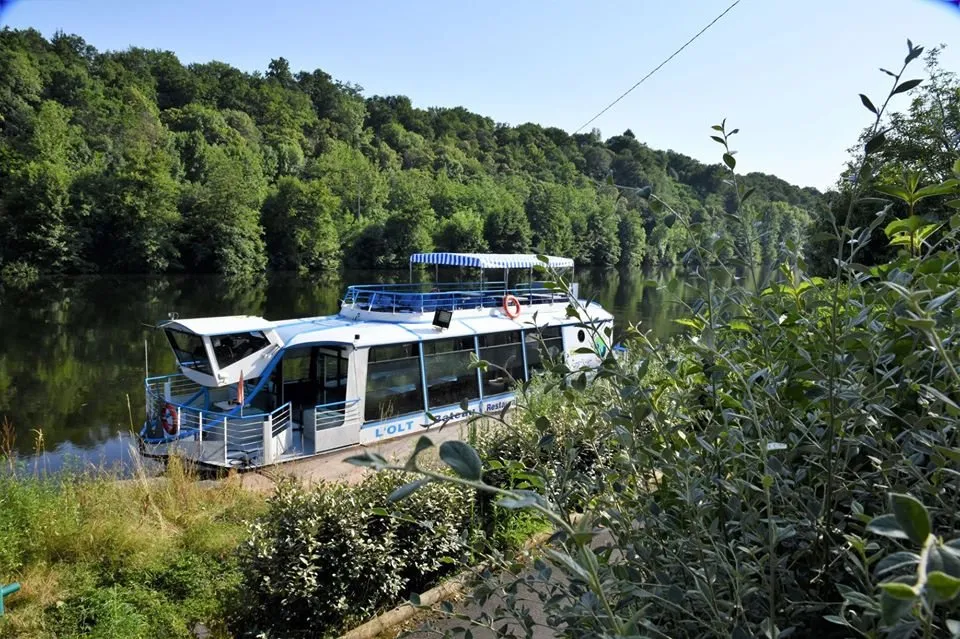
<box><xmin>0</xmin><ymin>267</ymin><xmax>694</xmax><ymax>469</ymax></box>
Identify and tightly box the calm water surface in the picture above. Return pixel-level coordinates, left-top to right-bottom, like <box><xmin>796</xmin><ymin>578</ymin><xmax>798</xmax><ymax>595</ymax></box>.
<box><xmin>0</xmin><ymin>268</ymin><xmax>695</xmax><ymax>468</ymax></box>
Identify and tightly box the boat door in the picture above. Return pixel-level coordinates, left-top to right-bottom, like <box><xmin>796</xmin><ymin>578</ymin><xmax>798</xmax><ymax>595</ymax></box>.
<box><xmin>277</xmin><ymin>346</ymin><xmax>347</xmax><ymax>422</ymax></box>
<box><xmin>277</xmin><ymin>345</ymin><xmax>356</xmax><ymax>453</ymax></box>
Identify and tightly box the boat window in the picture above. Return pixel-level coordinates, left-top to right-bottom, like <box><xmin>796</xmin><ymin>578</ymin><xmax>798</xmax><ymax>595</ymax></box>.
<box><xmin>165</xmin><ymin>329</ymin><xmax>212</xmax><ymax>375</ymax></box>
<box><xmin>525</xmin><ymin>326</ymin><xmax>564</xmax><ymax>376</ymax></box>
<box><xmin>211</xmin><ymin>332</ymin><xmax>270</xmax><ymax>369</ymax></box>
<box><xmin>423</xmin><ymin>337</ymin><xmax>479</xmax><ymax>409</ymax></box>
<box><xmin>478</xmin><ymin>331</ymin><xmax>525</xmax><ymax>396</ymax></box>
<box><xmin>365</xmin><ymin>342</ymin><xmax>424</xmax><ymax>422</ymax></box>
<box><xmin>282</xmin><ymin>347</ymin><xmax>312</xmax><ymax>383</ymax></box>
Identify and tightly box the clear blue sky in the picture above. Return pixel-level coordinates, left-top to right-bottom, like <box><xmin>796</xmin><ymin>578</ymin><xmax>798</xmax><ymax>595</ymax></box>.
<box><xmin>3</xmin><ymin>0</ymin><xmax>959</xmax><ymax>190</ymax></box>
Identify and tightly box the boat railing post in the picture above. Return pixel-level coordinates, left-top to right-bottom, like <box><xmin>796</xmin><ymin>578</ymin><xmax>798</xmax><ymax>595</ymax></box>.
<box><xmin>198</xmin><ymin>411</ymin><xmax>203</xmax><ymax>459</ymax></box>
<box><xmin>262</xmin><ymin>415</ymin><xmax>273</xmax><ymax>465</ymax></box>
<box><xmin>176</xmin><ymin>407</ymin><xmax>181</xmax><ymax>442</ymax></box>
<box><xmin>163</xmin><ymin>380</ymin><xmax>172</xmax><ymax>402</ymax></box>
<box><xmin>223</xmin><ymin>416</ymin><xmax>229</xmax><ymax>466</ymax></box>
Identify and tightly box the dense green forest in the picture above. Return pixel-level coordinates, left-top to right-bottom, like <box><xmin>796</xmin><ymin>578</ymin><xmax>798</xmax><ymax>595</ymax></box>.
<box><xmin>0</xmin><ymin>28</ymin><xmax>822</xmax><ymax>276</ymax></box>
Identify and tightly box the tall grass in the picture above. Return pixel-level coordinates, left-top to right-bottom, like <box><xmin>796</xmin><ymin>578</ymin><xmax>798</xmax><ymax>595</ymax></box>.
<box><xmin>0</xmin><ymin>450</ymin><xmax>266</xmax><ymax>639</ymax></box>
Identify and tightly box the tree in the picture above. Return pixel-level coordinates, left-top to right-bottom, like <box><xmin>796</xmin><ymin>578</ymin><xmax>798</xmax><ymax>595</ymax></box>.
<box><xmin>307</xmin><ymin>139</ymin><xmax>388</xmax><ymax>226</ymax></box>
<box><xmin>485</xmin><ymin>205</ymin><xmax>531</xmax><ymax>253</ymax></box>
<box><xmin>0</xmin><ymin>101</ymin><xmax>82</xmax><ymax>271</ymax></box>
<box><xmin>262</xmin><ymin>177</ymin><xmax>340</xmax><ymax>272</ymax></box>
<box><xmin>78</xmin><ymin>87</ymin><xmax>181</xmax><ymax>273</ymax></box>
<box><xmin>434</xmin><ymin>209</ymin><xmax>487</xmax><ymax>253</ymax></box>
<box><xmin>180</xmin><ymin>143</ymin><xmax>267</xmax><ymax>275</ymax></box>
<box><xmin>617</xmin><ymin>207</ymin><xmax>647</xmax><ymax>270</ymax></box>
<box><xmin>873</xmin><ymin>48</ymin><xmax>959</xmax><ymax>182</ymax></box>
<box><xmin>266</xmin><ymin>57</ymin><xmax>294</xmax><ymax>88</ymax></box>
<box><xmin>587</xmin><ymin>194</ymin><xmax>621</xmax><ymax>267</ymax></box>
<box><xmin>525</xmin><ymin>183</ymin><xmax>573</xmax><ymax>256</ymax></box>
<box><xmin>381</xmin><ymin>170</ymin><xmax>436</xmax><ymax>266</ymax></box>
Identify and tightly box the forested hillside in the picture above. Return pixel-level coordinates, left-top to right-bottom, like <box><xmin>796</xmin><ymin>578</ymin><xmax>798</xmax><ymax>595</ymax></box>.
<box><xmin>0</xmin><ymin>28</ymin><xmax>822</xmax><ymax>276</ymax></box>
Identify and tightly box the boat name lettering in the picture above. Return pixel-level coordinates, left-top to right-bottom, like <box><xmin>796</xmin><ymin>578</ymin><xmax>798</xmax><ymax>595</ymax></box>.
<box><xmin>374</xmin><ymin>419</ymin><xmax>417</xmax><ymax>439</ymax></box>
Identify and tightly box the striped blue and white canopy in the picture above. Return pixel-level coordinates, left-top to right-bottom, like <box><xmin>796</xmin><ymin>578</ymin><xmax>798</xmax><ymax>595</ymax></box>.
<box><xmin>409</xmin><ymin>253</ymin><xmax>574</xmax><ymax>269</ymax></box>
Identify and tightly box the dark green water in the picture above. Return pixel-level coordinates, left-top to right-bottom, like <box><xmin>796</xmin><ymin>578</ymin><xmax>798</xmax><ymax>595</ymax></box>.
<box><xmin>0</xmin><ymin>268</ymin><xmax>692</xmax><ymax>468</ymax></box>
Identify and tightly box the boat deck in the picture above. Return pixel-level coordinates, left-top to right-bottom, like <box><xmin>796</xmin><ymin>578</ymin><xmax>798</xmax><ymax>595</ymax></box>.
<box><xmin>342</xmin><ymin>281</ymin><xmax>570</xmax><ymax>314</ymax></box>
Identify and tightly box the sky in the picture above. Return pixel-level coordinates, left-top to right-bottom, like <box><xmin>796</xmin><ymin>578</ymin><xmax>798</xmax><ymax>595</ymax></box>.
<box><xmin>2</xmin><ymin>0</ymin><xmax>959</xmax><ymax>190</ymax></box>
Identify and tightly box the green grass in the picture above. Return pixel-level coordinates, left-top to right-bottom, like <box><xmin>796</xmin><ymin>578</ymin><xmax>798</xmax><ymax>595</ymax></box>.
<box><xmin>0</xmin><ymin>457</ymin><xmax>266</xmax><ymax>638</ymax></box>
<box><xmin>492</xmin><ymin>510</ymin><xmax>552</xmax><ymax>552</ymax></box>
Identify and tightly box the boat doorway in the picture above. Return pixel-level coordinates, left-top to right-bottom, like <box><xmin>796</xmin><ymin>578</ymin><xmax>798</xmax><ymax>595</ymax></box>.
<box><xmin>275</xmin><ymin>345</ymin><xmax>349</xmax><ymax>425</ymax></box>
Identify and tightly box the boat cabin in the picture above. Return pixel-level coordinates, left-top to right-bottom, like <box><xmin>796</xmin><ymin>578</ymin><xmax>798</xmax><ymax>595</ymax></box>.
<box><xmin>141</xmin><ymin>253</ymin><xmax>613</xmax><ymax>468</ymax></box>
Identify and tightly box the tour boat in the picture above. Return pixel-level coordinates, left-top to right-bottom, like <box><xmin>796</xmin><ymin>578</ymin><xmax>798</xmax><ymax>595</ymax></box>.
<box><xmin>140</xmin><ymin>253</ymin><xmax>614</xmax><ymax>468</ymax></box>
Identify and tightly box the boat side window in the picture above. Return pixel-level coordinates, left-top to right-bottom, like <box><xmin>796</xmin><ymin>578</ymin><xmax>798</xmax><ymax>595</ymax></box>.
<box><xmin>525</xmin><ymin>326</ymin><xmax>563</xmax><ymax>377</ymax></box>
<box><xmin>211</xmin><ymin>331</ymin><xmax>270</xmax><ymax>369</ymax></box>
<box><xmin>365</xmin><ymin>342</ymin><xmax>424</xmax><ymax>422</ymax></box>
<box><xmin>165</xmin><ymin>329</ymin><xmax>212</xmax><ymax>375</ymax></box>
<box><xmin>478</xmin><ymin>331</ymin><xmax>524</xmax><ymax>396</ymax></box>
<box><xmin>423</xmin><ymin>336</ymin><xmax>479</xmax><ymax>409</ymax></box>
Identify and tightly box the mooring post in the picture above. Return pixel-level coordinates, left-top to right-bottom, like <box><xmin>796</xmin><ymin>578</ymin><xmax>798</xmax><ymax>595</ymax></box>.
<box><xmin>0</xmin><ymin>582</ymin><xmax>20</xmax><ymax>616</ymax></box>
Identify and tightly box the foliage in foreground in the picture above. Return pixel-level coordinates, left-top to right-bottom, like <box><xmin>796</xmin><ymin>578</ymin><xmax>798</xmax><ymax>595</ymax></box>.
<box><xmin>0</xmin><ymin>457</ymin><xmax>264</xmax><ymax>639</ymax></box>
<box><xmin>347</xmin><ymin>41</ymin><xmax>960</xmax><ymax>638</ymax></box>
<box><xmin>232</xmin><ymin>472</ymin><xmax>472</xmax><ymax>636</ymax></box>
<box><xmin>231</xmin><ymin>437</ymin><xmax>561</xmax><ymax>637</ymax></box>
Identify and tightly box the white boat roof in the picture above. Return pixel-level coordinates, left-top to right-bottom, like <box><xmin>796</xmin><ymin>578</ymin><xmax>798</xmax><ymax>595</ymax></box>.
<box><xmin>164</xmin><ymin>304</ymin><xmax>612</xmax><ymax>350</ymax></box>
<box><xmin>277</xmin><ymin>306</ymin><xmax>610</xmax><ymax>349</ymax></box>
<box><xmin>164</xmin><ymin>315</ymin><xmax>275</xmax><ymax>335</ymax></box>
<box><xmin>410</xmin><ymin>252</ymin><xmax>574</xmax><ymax>269</ymax></box>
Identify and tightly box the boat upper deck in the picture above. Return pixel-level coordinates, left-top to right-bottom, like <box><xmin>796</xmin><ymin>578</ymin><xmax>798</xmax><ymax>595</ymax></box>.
<box><xmin>341</xmin><ymin>281</ymin><xmax>569</xmax><ymax>314</ymax></box>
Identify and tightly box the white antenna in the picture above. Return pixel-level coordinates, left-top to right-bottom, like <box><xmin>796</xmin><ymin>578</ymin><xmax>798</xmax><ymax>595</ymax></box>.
<box><xmin>144</xmin><ymin>338</ymin><xmax>149</xmax><ymax>379</ymax></box>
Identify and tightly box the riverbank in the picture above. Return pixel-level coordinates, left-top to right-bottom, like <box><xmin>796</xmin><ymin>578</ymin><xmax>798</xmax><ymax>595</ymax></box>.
<box><xmin>0</xmin><ymin>414</ymin><xmax>544</xmax><ymax>638</ymax></box>
<box><xmin>0</xmin><ymin>456</ymin><xmax>264</xmax><ymax>639</ymax></box>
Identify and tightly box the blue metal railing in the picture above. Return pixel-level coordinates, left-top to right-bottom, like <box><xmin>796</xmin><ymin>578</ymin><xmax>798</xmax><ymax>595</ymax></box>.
<box><xmin>143</xmin><ymin>374</ymin><xmax>275</xmax><ymax>445</ymax></box>
<box><xmin>0</xmin><ymin>582</ymin><xmax>19</xmax><ymax>616</ymax></box>
<box><xmin>342</xmin><ymin>281</ymin><xmax>567</xmax><ymax>313</ymax></box>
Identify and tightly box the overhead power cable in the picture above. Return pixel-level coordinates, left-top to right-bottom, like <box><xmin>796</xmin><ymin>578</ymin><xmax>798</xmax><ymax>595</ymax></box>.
<box><xmin>573</xmin><ymin>0</ymin><xmax>742</xmax><ymax>134</ymax></box>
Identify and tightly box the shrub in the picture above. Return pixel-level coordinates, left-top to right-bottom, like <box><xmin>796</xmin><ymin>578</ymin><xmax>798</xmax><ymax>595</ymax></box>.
<box><xmin>233</xmin><ymin>473</ymin><xmax>472</xmax><ymax>637</ymax></box>
<box><xmin>352</xmin><ymin>42</ymin><xmax>960</xmax><ymax>638</ymax></box>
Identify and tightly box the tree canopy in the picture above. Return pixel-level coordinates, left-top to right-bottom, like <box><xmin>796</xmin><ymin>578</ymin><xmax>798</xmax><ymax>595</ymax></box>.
<box><xmin>0</xmin><ymin>28</ymin><xmax>823</xmax><ymax>275</ymax></box>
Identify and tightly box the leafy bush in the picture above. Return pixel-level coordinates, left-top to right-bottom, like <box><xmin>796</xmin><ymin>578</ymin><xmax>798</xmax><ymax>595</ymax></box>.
<box><xmin>348</xmin><ymin>41</ymin><xmax>960</xmax><ymax>638</ymax></box>
<box><xmin>233</xmin><ymin>473</ymin><xmax>472</xmax><ymax>637</ymax></box>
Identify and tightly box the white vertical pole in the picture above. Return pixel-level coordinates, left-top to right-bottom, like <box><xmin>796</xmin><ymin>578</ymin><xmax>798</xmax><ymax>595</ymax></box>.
<box><xmin>198</xmin><ymin>411</ymin><xmax>203</xmax><ymax>452</ymax></box>
<box><xmin>223</xmin><ymin>417</ymin><xmax>229</xmax><ymax>466</ymax></box>
<box><xmin>262</xmin><ymin>415</ymin><xmax>273</xmax><ymax>466</ymax></box>
<box><xmin>163</xmin><ymin>381</ymin><xmax>172</xmax><ymax>401</ymax></box>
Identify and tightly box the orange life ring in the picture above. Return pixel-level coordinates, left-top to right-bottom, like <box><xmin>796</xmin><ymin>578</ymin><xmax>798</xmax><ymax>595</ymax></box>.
<box><xmin>161</xmin><ymin>403</ymin><xmax>180</xmax><ymax>436</ymax></box>
<box><xmin>502</xmin><ymin>294</ymin><xmax>521</xmax><ymax>319</ymax></box>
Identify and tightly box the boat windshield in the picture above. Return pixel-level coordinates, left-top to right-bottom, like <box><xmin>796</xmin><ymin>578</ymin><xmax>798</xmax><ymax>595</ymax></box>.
<box><xmin>210</xmin><ymin>332</ymin><xmax>270</xmax><ymax>369</ymax></box>
<box><xmin>165</xmin><ymin>329</ymin><xmax>213</xmax><ymax>375</ymax></box>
